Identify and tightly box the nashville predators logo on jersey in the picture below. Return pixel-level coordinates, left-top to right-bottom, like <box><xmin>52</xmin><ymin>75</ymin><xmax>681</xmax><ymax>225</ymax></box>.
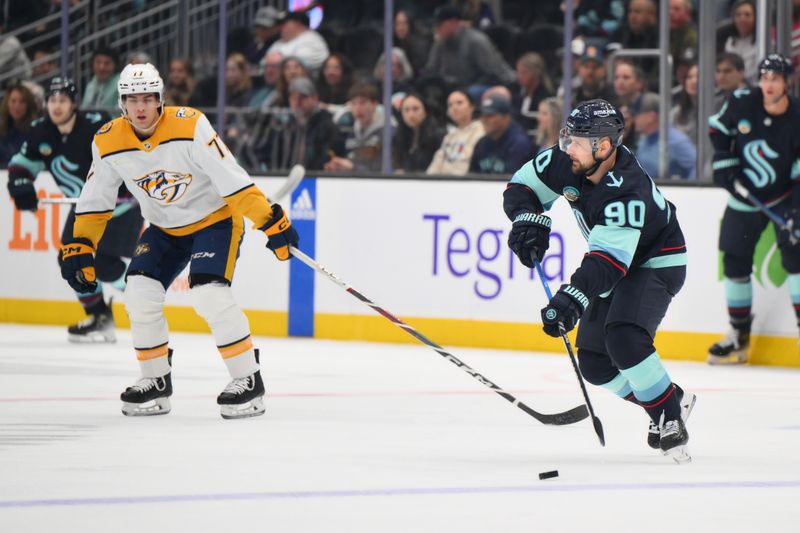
<box><xmin>135</xmin><ymin>170</ymin><xmax>193</xmax><ymax>204</ymax></box>
<box><xmin>176</xmin><ymin>107</ymin><xmax>197</xmax><ymax>119</ymax></box>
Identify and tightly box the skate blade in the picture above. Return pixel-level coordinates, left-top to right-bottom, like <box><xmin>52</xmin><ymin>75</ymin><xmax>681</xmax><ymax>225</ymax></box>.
<box><xmin>68</xmin><ymin>331</ymin><xmax>117</xmax><ymax>344</ymax></box>
<box><xmin>681</xmin><ymin>393</ymin><xmax>697</xmax><ymax>422</ymax></box>
<box><xmin>122</xmin><ymin>397</ymin><xmax>171</xmax><ymax>416</ymax></box>
<box><xmin>665</xmin><ymin>444</ymin><xmax>692</xmax><ymax>464</ymax></box>
<box><xmin>220</xmin><ymin>397</ymin><xmax>265</xmax><ymax>420</ymax></box>
<box><xmin>707</xmin><ymin>353</ymin><xmax>747</xmax><ymax>365</ymax></box>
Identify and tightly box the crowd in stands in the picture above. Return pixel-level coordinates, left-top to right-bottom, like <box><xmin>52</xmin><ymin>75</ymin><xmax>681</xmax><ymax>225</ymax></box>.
<box><xmin>2</xmin><ymin>0</ymin><xmax>800</xmax><ymax>179</ymax></box>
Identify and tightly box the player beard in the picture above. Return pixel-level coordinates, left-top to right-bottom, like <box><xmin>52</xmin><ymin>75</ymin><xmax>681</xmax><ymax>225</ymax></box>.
<box><xmin>570</xmin><ymin>157</ymin><xmax>593</xmax><ymax>175</ymax></box>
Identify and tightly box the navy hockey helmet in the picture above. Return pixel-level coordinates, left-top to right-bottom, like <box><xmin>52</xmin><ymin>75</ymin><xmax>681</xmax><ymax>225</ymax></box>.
<box><xmin>560</xmin><ymin>99</ymin><xmax>625</xmax><ymax>153</ymax></box>
<box><xmin>47</xmin><ymin>77</ymin><xmax>79</xmax><ymax>102</ymax></box>
<box><xmin>758</xmin><ymin>53</ymin><xmax>794</xmax><ymax>79</ymax></box>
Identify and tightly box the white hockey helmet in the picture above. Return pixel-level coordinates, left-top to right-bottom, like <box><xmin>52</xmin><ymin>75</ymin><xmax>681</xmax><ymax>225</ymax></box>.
<box><xmin>117</xmin><ymin>62</ymin><xmax>164</xmax><ymax>115</ymax></box>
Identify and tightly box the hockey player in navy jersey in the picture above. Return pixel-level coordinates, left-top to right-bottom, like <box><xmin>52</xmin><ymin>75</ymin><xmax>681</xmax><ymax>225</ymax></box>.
<box><xmin>707</xmin><ymin>53</ymin><xmax>800</xmax><ymax>364</ymax></box>
<box><xmin>503</xmin><ymin>99</ymin><xmax>696</xmax><ymax>463</ymax></box>
<box><xmin>6</xmin><ymin>77</ymin><xmax>143</xmax><ymax>343</ymax></box>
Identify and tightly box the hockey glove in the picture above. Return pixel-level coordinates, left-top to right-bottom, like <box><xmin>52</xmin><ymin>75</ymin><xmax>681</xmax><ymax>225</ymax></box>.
<box><xmin>712</xmin><ymin>157</ymin><xmax>742</xmax><ymax>196</ymax></box>
<box><xmin>59</xmin><ymin>238</ymin><xmax>98</xmax><ymax>293</ymax></box>
<box><xmin>7</xmin><ymin>175</ymin><xmax>38</xmax><ymax>211</ymax></box>
<box><xmin>786</xmin><ymin>207</ymin><xmax>800</xmax><ymax>243</ymax></box>
<box><xmin>508</xmin><ymin>212</ymin><xmax>551</xmax><ymax>268</ymax></box>
<box><xmin>260</xmin><ymin>203</ymin><xmax>299</xmax><ymax>261</ymax></box>
<box><xmin>541</xmin><ymin>284</ymin><xmax>589</xmax><ymax>337</ymax></box>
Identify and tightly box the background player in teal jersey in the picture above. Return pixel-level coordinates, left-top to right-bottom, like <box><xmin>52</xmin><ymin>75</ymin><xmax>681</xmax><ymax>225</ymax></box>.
<box><xmin>6</xmin><ymin>78</ymin><xmax>143</xmax><ymax>343</ymax></box>
<box><xmin>707</xmin><ymin>53</ymin><xmax>800</xmax><ymax>364</ymax></box>
<box><xmin>503</xmin><ymin>99</ymin><xmax>696</xmax><ymax>463</ymax></box>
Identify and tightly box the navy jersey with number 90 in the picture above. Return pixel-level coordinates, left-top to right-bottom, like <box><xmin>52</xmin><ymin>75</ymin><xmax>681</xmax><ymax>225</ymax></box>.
<box><xmin>503</xmin><ymin>145</ymin><xmax>687</xmax><ymax>298</ymax></box>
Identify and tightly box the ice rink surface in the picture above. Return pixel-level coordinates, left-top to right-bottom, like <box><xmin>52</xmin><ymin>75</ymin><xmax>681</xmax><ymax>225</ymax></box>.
<box><xmin>0</xmin><ymin>324</ymin><xmax>798</xmax><ymax>533</ymax></box>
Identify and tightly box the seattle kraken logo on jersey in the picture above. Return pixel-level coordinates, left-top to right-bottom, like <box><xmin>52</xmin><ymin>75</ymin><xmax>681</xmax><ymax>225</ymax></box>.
<box><xmin>51</xmin><ymin>155</ymin><xmax>84</xmax><ymax>197</ymax></box>
<box><xmin>135</xmin><ymin>170</ymin><xmax>193</xmax><ymax>204</ymax></box>
<box><xmin>742</xmin><ymin>140</ymin><xmax>779</xmax><ymax>188</ymax></box>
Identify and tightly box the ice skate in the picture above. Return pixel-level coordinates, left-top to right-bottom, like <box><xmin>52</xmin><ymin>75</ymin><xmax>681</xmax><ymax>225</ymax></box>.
<box><xmin>648</xmin><ymin>388</ymin><xmax>696</xmax><ymax>452</ymax></box>
<box><xmin>659</xmin><ymin>416</ymin><xmax>691</xmax><ymax>464</ymax></box>
<box><xmin>647</xmin><ymin>420</ymin><xmax>661</xmax><ymax>450</ymax></box>
<box><xmin>217</xmin><ymin>370</ymin><xmax>265</xmax><ymax>420</ymax></box>
<box><xmin>121</xmin><ymin>373</ymin><xmax>172</xmax><ymax>416</ymax></box>
<box><xmin>707</xmin><ymin>328</ymin><xmax>749</xmax><ymax>365</ymax></box>
<box><xmin>68</xmin><ymin>307</ymin><xmax>116</xmax><ymax>343</ymax></box>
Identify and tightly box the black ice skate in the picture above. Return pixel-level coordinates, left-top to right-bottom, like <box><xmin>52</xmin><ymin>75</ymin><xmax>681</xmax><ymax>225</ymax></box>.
<box><xmin>647</xmin><ymin>388</ymin><xmax>696</xmax><ymax>452</ymax></box>
<box><xmin>647</xmin><ymin>421</ymin><xmax>661</xmax><ymax>450</ymax></box>
<box><xmin>708</xmin><ymin>328</ymin><xmax>749</xmax><ymax>365</ymax></box>
<box><xmin>121</xmin><ymin>352</ymin><xmax>173</xmax><ymax>416</ymax></box>
<box><xmin>217</xmin><ymin>370</ymin><xmax>265</xmax><ymax>420</ymax></box>
<box><xmin>68</xmin><ymin>307</ymin><xmax>116</xmax><ymax>343</ymax></box>
<box><xmin>659</xmin><ymin>416</ymin><xmax>691</xmax><ymax>464</ymax></box>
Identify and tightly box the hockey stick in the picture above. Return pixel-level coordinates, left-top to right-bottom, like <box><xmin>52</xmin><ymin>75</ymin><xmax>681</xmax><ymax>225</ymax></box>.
<box><xmin>733</xmin><ymin>180</ymin><xmax>800</xmax><ymax>244</ymax></box>
<box><xmin>534</xmin><ymin>259</ymin><xmax>606</xmax><ymax>446</ymax></box>
<box><xmin>289</xmin><ymin>245</ymin><xmax>589</xmax><ymax>426</ymax></box>
<box><xmin>270</xmin><ymin>164</ymin><xmax>305</xmax><ymax>203</ymax></box>
<box><xmin>39</xmin><ymin>197</ymin><xmax>79</xmax><ymax>204</ymax></box>
<box><xmin>39</xmin><ymin>165</ymin><xmax>306</xmax><ymax>206</ymax></box>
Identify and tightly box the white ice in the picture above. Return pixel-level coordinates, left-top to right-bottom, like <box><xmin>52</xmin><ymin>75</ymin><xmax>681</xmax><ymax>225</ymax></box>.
<box><xmin>0</xmin><ymin>324</ymin><xmax>798</xmax><ymax>533</ymax></box>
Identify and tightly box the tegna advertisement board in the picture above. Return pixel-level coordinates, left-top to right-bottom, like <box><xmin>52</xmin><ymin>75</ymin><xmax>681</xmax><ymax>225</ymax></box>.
<box><xmin>1</xmin><ymin>172</ymin><xmax>797</xmax><ymax>367</ymax></box>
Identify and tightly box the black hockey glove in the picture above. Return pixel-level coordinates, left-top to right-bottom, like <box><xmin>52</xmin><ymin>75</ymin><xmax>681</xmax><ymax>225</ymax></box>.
<box><xmin>712</xmin><ymin>157</ymin><xmax>742</xmax><ymax>196</ymax></box>
<box><xmin>541</xmin><ymin>284</ymin><xmax>589</xmax><ymax>337</ymax></box>
<box><xmin>7</xmin><ymin>175</ymin><xmax>38</xmax><ymax>211</ymax></box>
<box><xmin>59</xmin><ymin>238</ymin><xmax>98</xmax><ymax>293</ymax></box>
<box><xmin>508</xmin><ymin>212</ymin><xmax>551</xmax><ymax>268</ymax></box>
<box><xmin>786</xmin><ymin>207</ymin><xmax>800</xmax><ymax>243</ymax></box>
<box><xmin>260</xmin><ymin>203</ymin><xmax>299</xmax><ymax>261</ymax></box>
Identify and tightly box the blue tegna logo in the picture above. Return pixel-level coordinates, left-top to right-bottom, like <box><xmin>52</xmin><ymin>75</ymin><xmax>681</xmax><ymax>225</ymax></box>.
<box><xmin>424</xmin><ymin>214</ymin><xmax>566</xmax><ymax>300</ymax></box>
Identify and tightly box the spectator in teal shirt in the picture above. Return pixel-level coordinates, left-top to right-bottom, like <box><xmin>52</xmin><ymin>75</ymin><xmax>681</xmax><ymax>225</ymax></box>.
<box><xmin>81</xmin><ymin>46</ymin><xmax>120</xmax><ymax>112</ymax></box>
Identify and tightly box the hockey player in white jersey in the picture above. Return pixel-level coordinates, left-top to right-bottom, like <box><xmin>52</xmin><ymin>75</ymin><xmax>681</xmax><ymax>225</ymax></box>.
<box><xmin>58</xmin><ymin>63</ymin><xmax>299</xmax><ymax>419</ymax></box>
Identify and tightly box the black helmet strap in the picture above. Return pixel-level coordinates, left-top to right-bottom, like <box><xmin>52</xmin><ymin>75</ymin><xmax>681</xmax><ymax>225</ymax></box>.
<box><xmin>586</xmin><ymin>136</ymin><xmax>614</xmax><ymax>176</ymax></box>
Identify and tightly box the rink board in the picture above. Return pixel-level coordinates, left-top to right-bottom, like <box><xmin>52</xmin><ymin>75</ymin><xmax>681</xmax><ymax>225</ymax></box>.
<box><xmin>1</xmin><ymin>171</ymin><xmax>797</xmax><ymax>367</ymax></box>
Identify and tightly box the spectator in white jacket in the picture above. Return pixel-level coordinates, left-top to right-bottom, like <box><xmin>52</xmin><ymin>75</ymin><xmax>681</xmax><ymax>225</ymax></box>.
<box><xmin>0</xmin><ymin>31</ymin><xmax>32</xmax><ymax>81</ymax></box>
<box><xmin>427</xmin><ymin>89</ymin><xmax>485</xmax><ymax>176</ymax></box>
<box><xmin>266</xmin><ymin>11</ymin><xmax>329</xmax><ymax>74</ymax></box>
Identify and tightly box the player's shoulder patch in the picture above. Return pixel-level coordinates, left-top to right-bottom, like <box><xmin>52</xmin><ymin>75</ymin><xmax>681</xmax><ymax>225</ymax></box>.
<box><xmin>93</xmin><ymin>117</ymin><xmax>136</xmax><ymax>157</ymax></box>
<box><xmin>157</xmin><ymin>107</ymin><xmax>202</xmax><ymax>140</ymax></box>
<box><xmin>737</xmin><ymin>118</ymin><xmax>752</xmax><ymax>135</ymax></box>
<box><xmin>174</xmin><ymin>106</ymin><xmax>199</xmax><ymax>119</ymax></box>
<box><xmin>96</xmin><ymin>120</ymin><xmax>115</xmax><ymax>135</ymax></box>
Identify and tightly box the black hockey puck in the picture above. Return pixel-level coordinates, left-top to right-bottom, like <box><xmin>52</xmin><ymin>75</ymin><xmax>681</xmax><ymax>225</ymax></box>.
<box><xmin>538</xmin><ymin>470</ymin><xmax>559</xmax><ymax>480</ymax></box>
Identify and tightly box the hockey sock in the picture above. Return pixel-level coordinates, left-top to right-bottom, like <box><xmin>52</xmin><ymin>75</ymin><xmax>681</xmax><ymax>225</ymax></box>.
<box><xmin>637</xmin><ymin>384</ymin><xmax>681</xmax><ymax>425</ymax></box>
<box><xmin>191</xmin><ymin>283</ymin><xmax>258</xmax><ymax>378</ymax></box>
<box><xmin>126</xmin><ymin>275</ymin><xmax>170</xmax><ymax>377</ymax></box>
<box><xmin>599</xmin><ymin>372</ymin><xmax>634</xmax><ymax>399</ymax></box>
<box><xmin>620</xmin><ymin>352</ymin><xmax>681</xmax><ymax>424</ymax></box>
<box><xmin>788</xmin><ymin>274</ymin><xmax>800</xmax><ymax>325</ymax></box>
<box><xmin>76</xmin><ymin>282</ymin><xmax>106</xmax><ymax>314</ymax></box>
<box><xmin>724</xmin><ymin>277</ymin><xmax>752</xmax><ymax>331</ymax></box>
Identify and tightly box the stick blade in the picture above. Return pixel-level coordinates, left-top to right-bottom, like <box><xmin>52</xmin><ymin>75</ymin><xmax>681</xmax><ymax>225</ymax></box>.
<box><xmin>592</xmin><ymin>415</ymin><xmax>606</xmax><ymax>446</ymax></box>
<box><xmin>528</xmin><ymin>403</ymin><xmax>589</xmax><ymax>426</ymax></box>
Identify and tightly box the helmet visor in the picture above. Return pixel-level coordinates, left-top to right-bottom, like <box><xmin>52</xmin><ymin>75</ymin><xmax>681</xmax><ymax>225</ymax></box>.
<box><xmin>559</xmin><ymin>128</ymin><xmax>594</xmax><ymax>153</ymax></box>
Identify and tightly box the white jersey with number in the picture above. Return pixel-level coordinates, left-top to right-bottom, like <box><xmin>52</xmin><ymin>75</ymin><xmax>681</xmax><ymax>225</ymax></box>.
<box><xmin>76</xmin><ymin>107</ymin><xmax>271</xmax><ymax>241</ymax></box>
